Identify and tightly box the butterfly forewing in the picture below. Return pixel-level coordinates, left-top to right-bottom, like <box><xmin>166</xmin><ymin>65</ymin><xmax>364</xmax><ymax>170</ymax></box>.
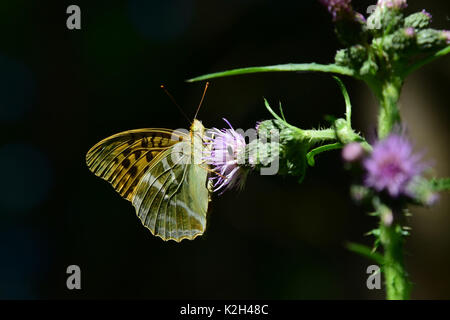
<box><xmin>86</xmin><ymin>129</ymin><xmax>185</xmax><ymax>201</ymax></box>
<box><xmin>86</xmin><ymin>120</ymin><xmax>212</xmax><ymax>242</ymax></box>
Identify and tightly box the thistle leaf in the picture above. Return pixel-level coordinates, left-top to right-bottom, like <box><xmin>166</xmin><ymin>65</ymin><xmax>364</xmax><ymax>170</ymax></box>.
<box><xmin>187</xmin><ymin>63</ymin><xmax>355</xmax><ymax>82</ymax></box>
<box><xmin>430</xmin><ymin>177</ymin><xmax>450</xmax><ymax>192</ymax></box>
<box><xmin>346</xmin><ymin>242</ymin><xmax>385</xmax><ymax>265</ymax></box>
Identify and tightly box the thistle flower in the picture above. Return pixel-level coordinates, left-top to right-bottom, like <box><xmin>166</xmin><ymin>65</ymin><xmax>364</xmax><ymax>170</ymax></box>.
<box><xmin>377</xmin><ymin>0</ymin><xmax>407</xmax><ymax>10</ymax></box>
<box><xmin>363</xmin><ymin>133</ymin><xmax>425</xmax><ymax>197</ymax></box>
<box><xmin>421</xmin><ymin>9</ymin><xmax>432</xmax><ymax>20</ymax></box>
<box><xmin>205</xmin><ymin>119</ymin><xmax>249</xmax><ymax>193</ymax></box>
<box><xmin>318</xmin><ymin>0</ymin><xmax>353</xmax><ymax>21</ymax></box>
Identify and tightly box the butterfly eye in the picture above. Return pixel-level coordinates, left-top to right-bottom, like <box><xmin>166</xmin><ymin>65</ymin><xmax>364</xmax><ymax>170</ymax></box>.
<box><xmin>227</xmin><ymin>145</ymin><xmax>234</xmax><ymax>156</ymax></box>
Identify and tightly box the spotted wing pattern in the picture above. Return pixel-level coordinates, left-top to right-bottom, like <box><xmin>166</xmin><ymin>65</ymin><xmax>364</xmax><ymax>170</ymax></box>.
<box><xmin>86</xmin><ymin>129</ymin><xmax>185</xmax><ymax>201</ymax></box>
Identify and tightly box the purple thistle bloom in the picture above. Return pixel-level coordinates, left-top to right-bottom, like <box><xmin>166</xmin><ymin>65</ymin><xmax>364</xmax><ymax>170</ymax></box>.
<box><xmin>421</xmin><ymin>9</ymin><xmax>432</xmax><ymax>20</ymax></box>
<box><xmin>363</xmin><ymin>134</ymin><xmax>425</xmax><ymax>197</ymax></box>
<box><xmin>318</xmin><ymin>0</ymin><xmax>353</xmax><ymax>21</ymax></box>
<box><xmin>354</xmin><ymin>12</ymin><xmax>366</xmax><ymax>24</ymax></box>
<box><xmin>255</xmin><ymin>121</ymin><xmax>262</xmax><ymax>131</ymax></box>
<box><xmin>205</xmin><ymin>119</ymin><xmax>249</xmax><ymax>193</ymax></box>
<box><xmin>377</xmin><ymin>0</ymin><xmax>408</xmax><ymax>10</ymax></box>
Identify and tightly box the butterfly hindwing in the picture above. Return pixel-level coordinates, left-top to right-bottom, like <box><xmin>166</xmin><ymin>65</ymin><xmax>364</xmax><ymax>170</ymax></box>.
<box><xmin>132</xmin><ymin>141</ymin><xmax>210</xmax><ymax>241</ymax></box>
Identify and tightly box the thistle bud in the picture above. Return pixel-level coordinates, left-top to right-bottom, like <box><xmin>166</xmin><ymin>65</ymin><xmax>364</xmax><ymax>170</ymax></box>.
<box><xmin>359</xmin><ymin>59</ymin><xmax>379</xmax><ymax>76</ymax></box>
<box><xmin>416</xmin><ymin>28</ymin><xmax>448</xmax><ymax>50</ymax></box>
<box><xmin>318</xmin><ymin>1</ymin><xmax>367</xmax><ymax>45</ymax></box>
<box><xmin>404</xmin><ymin>10</ymin><xmax>432</xmax><ymax>30</ymax></box>
<box><xmin>350</xmin><ymin>185</ymin><xmax>371</xmax><ymax>203</ymax></box>
<box><xmin>334</xmin><ymin>45</ymin><xmax>367</xmax><ymax>70</ymax></box>
<box><xmin>342</xmin><ymin>142</ymin><xmax>365</xmax><ymax>162</ymax></box>
<box><xmin>383</xmin><ymin>27</ymin><xmax>416</xmax><ymax>53</ymax></box>
<box><xmin>256</xmin><ymin>119</ymin><xmax>308</xmax><ymax>179</ymax></box>
<box><xmin>406</xmin><ymin>177</ymin><xmax>439</xmax><ymax>207</ymax></box>
<box><xmin>367</xmin><ymin>3</ymin><xmax>404</xmax><ymax>36</ymax></box>
<box><xmin>335</xmin><ymin>49</ymin><xmax>351</xmax><ymax>67</ymax></box>
<box><xmin>443</xmin><ymin>30</ymin><xmax>450</xmax><ymax>44</ymax></box>
<box><xmin>334</xmin><ymin>118</ymin><xmax>358</xmax><ymax>144</ymax></box>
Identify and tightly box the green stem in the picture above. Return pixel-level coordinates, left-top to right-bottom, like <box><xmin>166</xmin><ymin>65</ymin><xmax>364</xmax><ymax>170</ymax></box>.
<box><xmin>379</xmin><ymin>222</ymin><xmax>411</xmax><ymax>299</ymax></box>
<box><xmin>366</xmin><ymin>76</ymin><xmax>403</xmax><ymax>139</ymax></box>
<box><xmin>372</xmin><ymin>75</ymin><xmax>410</xmax><ymax>299</ymax></box>
<box><xmin>302</xmin><ymin>128</ymin><xmax>337</xmax><ymax>142</ymax></box>
<box><xmin>333</xmin><ymin>76</ymin><xmax>352</xmax><ymax>124</ymax></box>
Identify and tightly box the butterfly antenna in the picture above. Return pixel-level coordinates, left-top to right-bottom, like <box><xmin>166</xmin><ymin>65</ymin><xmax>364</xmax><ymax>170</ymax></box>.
<box><xmin>160</xmin><ymin>84</ymin><xmax>191</xmax><ymax>124</ymax></box>
<box><xmin>193</xmin><ymin>82</ymin><xmax>209</xmax><ymax>120</ymax></box>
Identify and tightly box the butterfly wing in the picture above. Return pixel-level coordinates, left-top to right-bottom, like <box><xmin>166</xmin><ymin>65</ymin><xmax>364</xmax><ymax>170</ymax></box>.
<box><xmin>132</xmin><ymin>142</ymin><xmax>210</xmax><ymax>241</ymax></box>
<box><xmin>86</xmin><ymin>125</ymin><xmax>212</xmax><ymax>242</ymax></box>
<box><xmin>86</xmin><ymin>128</ymin><xmax>185</xmax><ymax>201</ymax></box>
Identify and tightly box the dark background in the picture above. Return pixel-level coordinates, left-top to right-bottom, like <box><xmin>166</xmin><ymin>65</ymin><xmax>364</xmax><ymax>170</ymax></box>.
<box><xmin>0</xmin><ymin>0</ymin><xmax>449</xmax><ymax>299</ymax></box>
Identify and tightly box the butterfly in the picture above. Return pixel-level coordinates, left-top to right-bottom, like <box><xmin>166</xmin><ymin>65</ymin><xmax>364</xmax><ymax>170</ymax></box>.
<box><xmin>86</xmin><ymin>86</ymin><xmax>213</xmax><ymax>242</ymax></box>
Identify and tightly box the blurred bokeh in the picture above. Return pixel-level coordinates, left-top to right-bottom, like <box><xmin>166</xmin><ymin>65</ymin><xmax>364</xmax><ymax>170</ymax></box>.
<box><xmin>0</xmin><ymin>0</ymin><xmax>448</xmax><ymax>299</ymax></box>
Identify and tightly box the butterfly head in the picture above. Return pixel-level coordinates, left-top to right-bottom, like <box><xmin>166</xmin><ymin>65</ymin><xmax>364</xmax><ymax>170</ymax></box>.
<box><xmin>190</xmin><ymin>119</ymin><xmax>205</xmax><ymax>136</ymax></box>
